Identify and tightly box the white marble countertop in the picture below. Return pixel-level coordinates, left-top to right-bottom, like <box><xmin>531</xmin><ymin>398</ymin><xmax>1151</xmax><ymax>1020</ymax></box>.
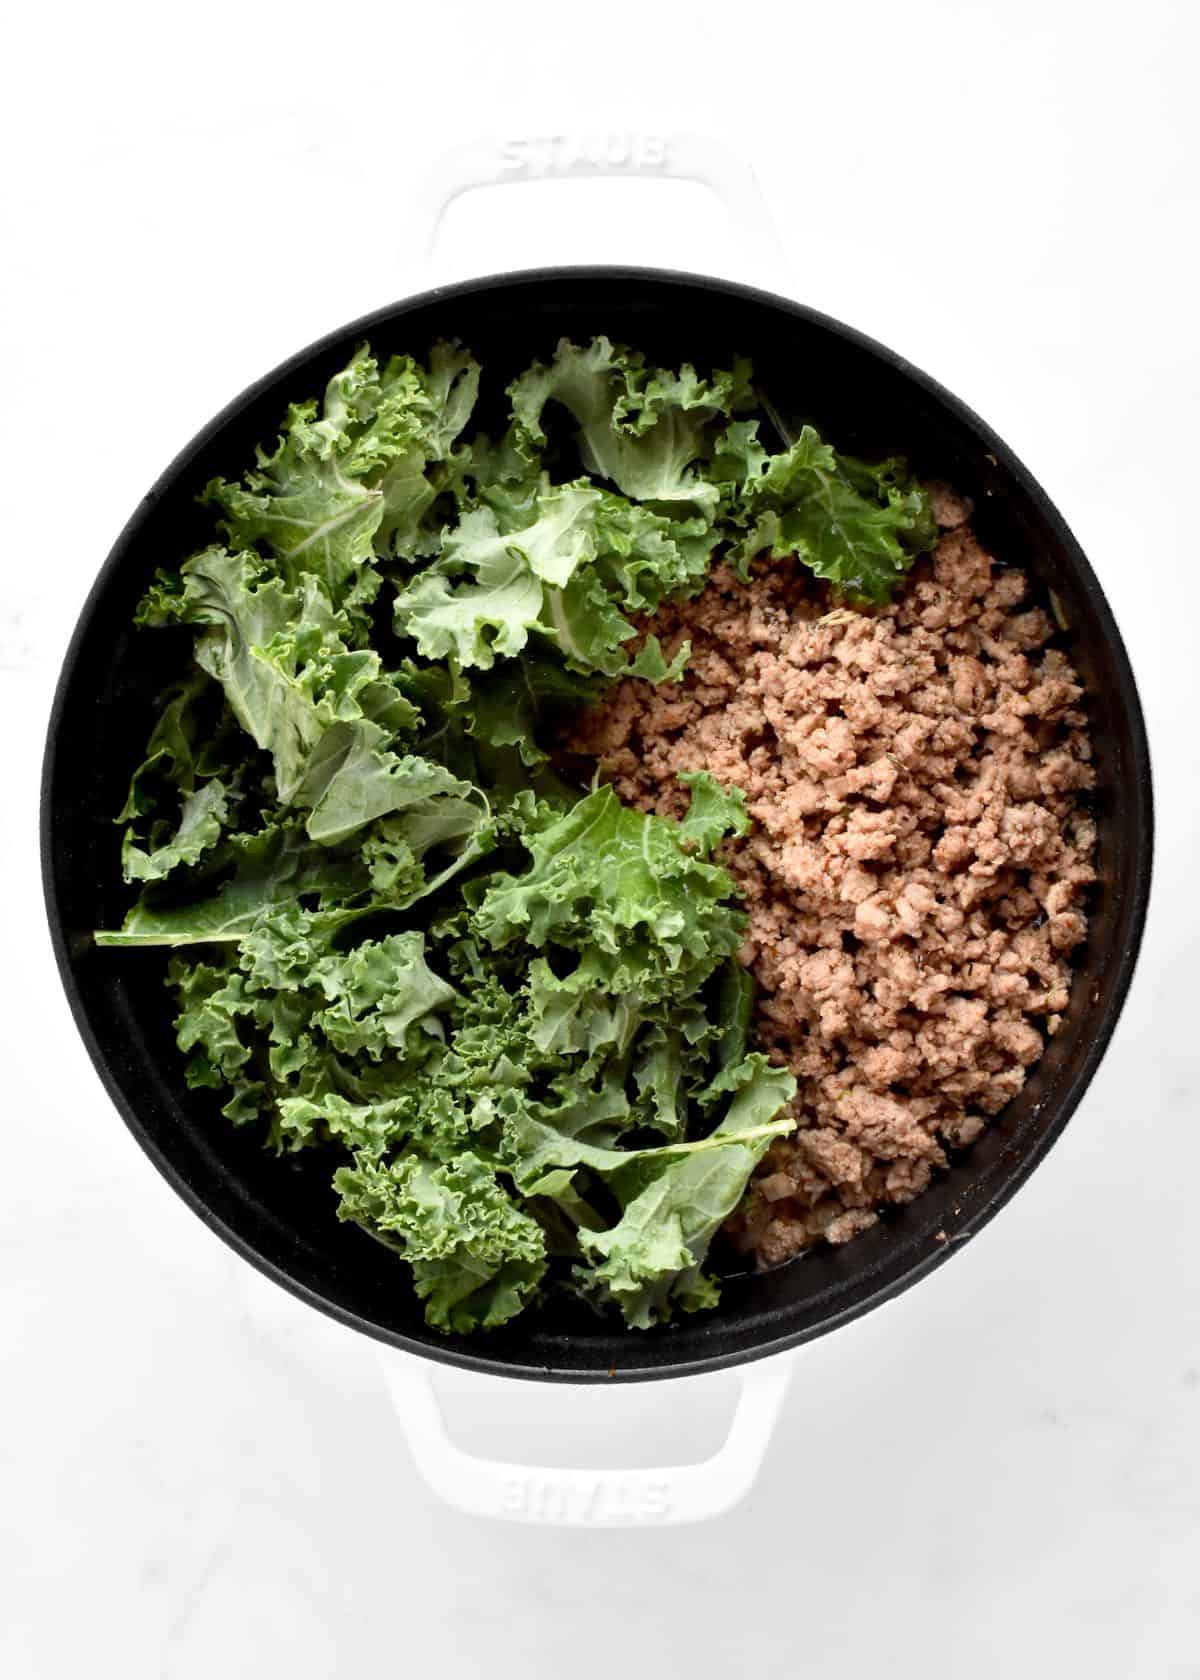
<box><xmin>4</xmin><ymin>2</ymin><xmax>1198</xmax><ymax>1674</ymax></box>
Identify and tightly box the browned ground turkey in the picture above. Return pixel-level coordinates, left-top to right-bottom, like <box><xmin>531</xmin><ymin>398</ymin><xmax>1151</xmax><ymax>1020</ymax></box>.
<box><xmin>569</xmin><ymin>486</ymin><xmax>1096</xmax><ymax>1265</ymax></box>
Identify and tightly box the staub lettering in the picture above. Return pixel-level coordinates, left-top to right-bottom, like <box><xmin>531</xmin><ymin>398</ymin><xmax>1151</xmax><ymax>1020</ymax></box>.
<box><xmin>500</xmin><ymin>1472</ymin><xmax>671</xmax><ymax>1524</ymax></box>
<box><xmin>499</xmin><ymin>134</ymin><xmax>669</xmax><ymax>175</ymax></box>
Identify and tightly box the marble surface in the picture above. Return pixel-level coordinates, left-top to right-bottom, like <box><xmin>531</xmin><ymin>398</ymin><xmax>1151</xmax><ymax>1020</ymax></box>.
<box><xmin>3</xmin><ymin>2</ymin><xmax>1198</xmax><ymax>1674</ymax></box>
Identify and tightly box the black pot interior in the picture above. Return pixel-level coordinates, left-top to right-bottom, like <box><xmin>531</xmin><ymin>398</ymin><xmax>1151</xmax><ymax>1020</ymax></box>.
<box><xmin>42</xmin><ymin>269</ymin><xmax>1152</xmax><ymax>1381</ymax></box>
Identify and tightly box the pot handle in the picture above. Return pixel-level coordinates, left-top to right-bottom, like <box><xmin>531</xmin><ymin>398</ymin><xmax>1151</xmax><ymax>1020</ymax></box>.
<box><xmin>408</xmin><ymin>131</ymin><xmax>788</xmax><ymax>288</ymax></box>
<box><xmin>382</xmin><ymin>1351</ymin><xmax>795</xmax><ymax>1527</ymax></box>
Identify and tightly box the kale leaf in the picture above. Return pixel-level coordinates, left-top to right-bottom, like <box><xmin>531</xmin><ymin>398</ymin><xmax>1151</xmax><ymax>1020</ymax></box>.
<box><xmin>96</xmin><ymin>333</ymin><xmax>939</xmax><ymax>1332</ymax></box>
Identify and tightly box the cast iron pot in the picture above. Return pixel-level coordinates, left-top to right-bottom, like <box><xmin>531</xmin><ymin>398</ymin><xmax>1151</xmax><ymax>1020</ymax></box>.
<box><xmin>41</xmin><ymin>266</ymin><xmax>1153</xmax><ymax>1383</ymax></box>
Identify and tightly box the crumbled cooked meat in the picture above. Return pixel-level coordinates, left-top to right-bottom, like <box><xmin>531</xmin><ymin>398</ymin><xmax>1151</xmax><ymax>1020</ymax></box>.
<box><xmin>570</xmin><ymin>498</ymin><xmax>1095</xmax><ymax>1268</ymax></box>
<box><xmin>926</xmin><ymin>480</ymin><xmax>974</xmax><ymax>531</ymax></box>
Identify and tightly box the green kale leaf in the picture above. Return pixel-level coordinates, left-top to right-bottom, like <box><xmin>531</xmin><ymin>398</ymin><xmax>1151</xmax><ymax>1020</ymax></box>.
<box><xmin>723</xmin><ymin>424</ymin><xmax>935</xmax><ymax>604</ymax></box>
<box><xmin>95</xmin><ymin>331</ymin><xmax>945</xmax><ymax>1337</ymax></box>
